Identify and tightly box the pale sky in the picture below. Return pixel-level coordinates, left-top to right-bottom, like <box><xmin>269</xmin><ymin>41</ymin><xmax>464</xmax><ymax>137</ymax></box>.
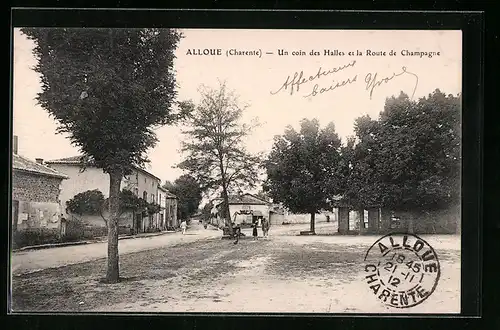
<box><xmin>13</xmin><ymin>29</ymin><xmax>462</xmax><ymax>185</ymax></box>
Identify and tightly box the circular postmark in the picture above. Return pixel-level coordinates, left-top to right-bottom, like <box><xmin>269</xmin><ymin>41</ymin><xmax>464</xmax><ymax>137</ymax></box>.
<box><xmin>363</xmin><ymin>233</ymin><xmax>440</xmax><ymax>309</ymax></box>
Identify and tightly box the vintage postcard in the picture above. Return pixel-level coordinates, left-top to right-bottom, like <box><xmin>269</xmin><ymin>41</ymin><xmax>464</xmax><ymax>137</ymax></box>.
<box><xmin>11</xmin><ymin>28</ymin><xmax>462</xmax><ymax>314</ymax></box>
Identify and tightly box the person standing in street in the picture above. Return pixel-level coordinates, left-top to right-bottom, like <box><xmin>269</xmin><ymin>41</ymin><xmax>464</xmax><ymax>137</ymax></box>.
<box><xmin>180</xmin><ymin>220</ymin><xmax>187</xmax><ymax>234</ymax></box>
<box><xmin>232</xmin><ymin>221</ymin><xmax>241</xmax><ymax>244</ymax></box>
<box><xmin>262</xmin><ymin>218</ymin><xmax>270</xmax><ymax>238</ymax></box>
<box><xmin>252</xmin><ymin>221</ymin><xmax>258</xmax><ymax>240</ymax></box>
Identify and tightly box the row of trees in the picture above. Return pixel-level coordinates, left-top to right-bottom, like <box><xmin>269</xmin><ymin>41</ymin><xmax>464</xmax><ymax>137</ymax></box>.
<box><xmin>264</xmin><ymin>90</ymin><xmax>461</xmax><ymax>232</ymax></box>
<box><xmin>179</xmin><ymin>86</ymin><xmax>460</xmax><ymax>235</ymax></box>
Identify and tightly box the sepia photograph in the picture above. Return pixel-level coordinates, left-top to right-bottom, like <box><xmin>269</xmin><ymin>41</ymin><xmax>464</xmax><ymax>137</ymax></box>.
<box><xmin>10</xmin><ymin>27</ymin><xmax>462</xmax><ymax>314</ymax></box>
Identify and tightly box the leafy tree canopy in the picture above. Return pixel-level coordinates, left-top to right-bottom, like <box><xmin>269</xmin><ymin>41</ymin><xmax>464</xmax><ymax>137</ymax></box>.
<box><xmin>21</xmin><ymin>28</ymin><xmax>185</xmax><ymax>282</ymax></box>
<box><xmin>264</xmin><ymin>118</ymin><xmax>344</xmax><ymax>231</ymax></box>
<box><xmin>347</xmin><ymin>90</ymin><xmax>461</xmax><ymax>211</ymax></box>
<box><xmin>66</xmin><ymin>189</ymin><xmax>105</xmax><ymax>215</ymax></box>
<box><xmin>66</xmin><ymin>189</ymin><xmax>158</xmax><ymax>217</ymax></box>
<box><xmin>21</xmin><ymin>28</ymin><xmax>186</xmax><ymax>175</ymax></box>
<box><xmin>163</xmin><ymin>174</ymin><xmax>203</xmax><ymax>220</ymax></box>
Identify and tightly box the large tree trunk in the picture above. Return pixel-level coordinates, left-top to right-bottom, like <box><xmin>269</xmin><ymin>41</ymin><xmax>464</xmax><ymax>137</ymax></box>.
<box><xmin>218</xmin><ymin>151</ymin><xmax>233</xmax><ymax>235</ymax></box>
<box><xmin>106</xmin><ymin>170</ymin><xmax>122</xmax><ymax>283</ymax></box>
<box><xmin>310</xmin><ymin>212</ymin><xmax>316</xmax><ymax>233</ymax></box>
<box><xmin>221</xmin><ymin>183</ymin><xmax>233</xmax><ymax>235</ymax></box>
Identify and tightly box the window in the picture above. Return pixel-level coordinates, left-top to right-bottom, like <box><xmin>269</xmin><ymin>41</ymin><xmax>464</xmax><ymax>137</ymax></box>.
<box><xmin>142</xmin><ymin>191</ymin><xmax>147</xmax><ymax>200</ymax></box>
<box><xmin>151</xmin><ymin>194</ymin><xmax>155</xmax><ymax>203</ymax></box>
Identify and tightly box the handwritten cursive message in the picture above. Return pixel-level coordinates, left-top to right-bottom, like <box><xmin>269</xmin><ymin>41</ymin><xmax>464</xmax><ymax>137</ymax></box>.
<box><xmin>269</xmin><ymin>60</ymin><xmax>357</xmax><ymax>96</ymax></box>
<box><xmin>365</xmin><ymin>67</ymin><xmax>419</xmax><ymax>100</ymax></box>
<box><xmin>303</xmin><ymin>75</ymin><xmax>358</xmax><ymax>98</ymax></box>
<box><xmin>270</xmin><ymin>61</ymin><xmax>419</xmax><ymax>100</ymax></box>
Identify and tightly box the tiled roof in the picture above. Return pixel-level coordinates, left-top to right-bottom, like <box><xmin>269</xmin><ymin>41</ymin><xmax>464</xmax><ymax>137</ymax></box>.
<box><xmin>45</xmin><ymin>155</ymin><xmax>84</xmax><ymax>164</ymax></box>
<box><xmin>228</xmin><ymin>194</ymin><xmax>269</xmax><ymax>205</ymax></box>
<box><xmin>46</xmin><ymin>155</ymin><xmax>162</xmax><ymax>181</ymax></box>
<box><xmin>13</xmin><ymin>154</ymin><xmax>68</xmax><ymax>179</ymax></box>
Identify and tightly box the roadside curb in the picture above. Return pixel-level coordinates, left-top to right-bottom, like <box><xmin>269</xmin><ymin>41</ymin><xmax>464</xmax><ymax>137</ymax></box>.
<box><xmin>13</xmin><ymin>230</ymin><xmax>178</xmax><ymax>252</ymax></box>
<box><xmin>14</xmin><ymin>240</ymin><xmax>91</xmax><ymax>252</ymax></box>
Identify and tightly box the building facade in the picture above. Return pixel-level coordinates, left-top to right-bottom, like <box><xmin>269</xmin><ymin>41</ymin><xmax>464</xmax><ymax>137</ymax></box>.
<box><xmin>157</xmin><ymin>186</ymin><xmax>179</xmax><ymax>230</ymax></box>
<box><xmin>45</xmin><ymin>155</ymin><xmax>162</xmax><ymax>234</ymax></box>
<box><xmin>120</xmin><ymin>166</ymin><xmax>161</xmax><ymax>232</ymax></box>
<box><xmin>157</xmin><ymin>186</ymin><xmax>168</xmax><ymax>230</ymax></box>
<box><xmin>12</xmin><ymin>138</ymin><xmax>68</xmax><ymax>244</ymax></box>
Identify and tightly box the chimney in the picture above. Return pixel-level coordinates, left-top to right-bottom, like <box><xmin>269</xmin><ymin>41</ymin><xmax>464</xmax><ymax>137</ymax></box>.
<box><xmin>13</xmin><ymin>135</ymin><xmax>18</xmax><ymax>155</ymax></box>
<box><xmin>35</xmin><ymin>158</ymin><xmax>44</xmax><ymax>164</ymax></box>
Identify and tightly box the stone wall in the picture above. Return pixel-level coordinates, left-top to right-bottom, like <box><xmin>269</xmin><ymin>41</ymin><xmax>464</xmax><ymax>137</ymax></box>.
<box><xmin>336</xmin><ymin>206</ymin><xmax>460</xmax><ymax>235</ymax></box>
<box><xmin>15</xmin><ymin>200</ymin><xmax>61</xmax><ymax>231</ymax></box>
<box><xmin>12</xmin><ymin>171</ymin><xmax>63</xmax><ymax>204</ymax></box>
<box><xmin>392</xmin><ymin>207</ymin><xmax>460</xmax><ymax>234</ymax></box>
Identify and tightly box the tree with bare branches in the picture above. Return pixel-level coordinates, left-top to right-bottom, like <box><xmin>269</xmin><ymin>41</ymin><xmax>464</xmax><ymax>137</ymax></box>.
<box><xmin>178</xmin><ymin>83</ymin><xmax>262</xmax><ymax>235</ymax></box>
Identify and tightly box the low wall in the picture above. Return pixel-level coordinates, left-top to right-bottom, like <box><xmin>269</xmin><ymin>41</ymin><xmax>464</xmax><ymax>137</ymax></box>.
<box><xmin>12</xmin><ymin>227</ymin><xmax>61</xmax><ymax>249</ymax></box>
<box><xmin>392</xmin><ymin>207</ymin><xmax>460</xmax><ymax>234</ymax></box>
<box><xmin>282</xmin><ymin>213</ymin><xmax>328</xmax><ymax>224</ymax></box>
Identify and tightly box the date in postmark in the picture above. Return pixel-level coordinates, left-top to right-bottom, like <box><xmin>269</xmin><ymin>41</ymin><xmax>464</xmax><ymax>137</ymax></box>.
<box><xmin>363</xmin><ymin>233</ymin><xmax>441</xmax><ymax>309</ymax></box>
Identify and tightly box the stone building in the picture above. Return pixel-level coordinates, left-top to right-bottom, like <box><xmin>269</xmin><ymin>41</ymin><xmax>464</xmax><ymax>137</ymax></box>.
<box><xmin>12</xmin><ymin>136</ymin><xmax>69</xmax><ymax>239</ymax></box>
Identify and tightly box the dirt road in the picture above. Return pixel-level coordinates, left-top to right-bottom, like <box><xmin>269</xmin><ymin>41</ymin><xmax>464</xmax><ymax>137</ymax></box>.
<box><xmin>11</xmin><ymin>224</ymin><xmax>460</xmax><ymax>314</ymax></box>
<box><xmin>11</xmin><ymin>223</ymin><xmax>220</xmax><ymax>275</ymax></box>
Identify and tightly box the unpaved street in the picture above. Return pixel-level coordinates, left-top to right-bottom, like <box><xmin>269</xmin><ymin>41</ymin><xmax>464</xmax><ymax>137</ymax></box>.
<box><xmin>11</xmin><ymin>224</ymin><xmax>221</xmax><ymax>275</ymax></box>
<box><xmin>11</xmin><ymin>222</ymin><xmax>460</xmax><ymax>314</ymax></box>
<box><xmin>11</xmin><ymin>221</ymin><xmax>336</xmax><ymax>275</ymax></box>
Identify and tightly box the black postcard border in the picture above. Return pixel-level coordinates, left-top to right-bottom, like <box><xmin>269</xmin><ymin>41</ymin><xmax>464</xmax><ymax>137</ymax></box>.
<box><xmin>6</xmin><ymin>8</ymin><xmax>485</xmax><ymax>330</ymax></box>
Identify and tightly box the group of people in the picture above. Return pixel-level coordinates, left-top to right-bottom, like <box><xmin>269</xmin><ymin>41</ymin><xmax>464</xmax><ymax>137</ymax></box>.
<box><xmin>181</xmin><ymin>218</ymin><xmax>270</xmax><ymax>241</ymax></box>
<box><xmin>232</xmin><ymin>218</ymin><xmax>270</xmax><ymax>244</ymax></box>
<box><xmin>252</xmin><ymin>218</ymin><xmax>270</xmax><ymax>239</ymax></box>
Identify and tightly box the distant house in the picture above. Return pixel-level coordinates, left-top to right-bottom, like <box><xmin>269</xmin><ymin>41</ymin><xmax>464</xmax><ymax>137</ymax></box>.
<box><xmin>12</xmin><ymin>136</ymin><xmax>69</xmax><ymax>239</ymax></box>
<box><xmin>211</xmin><ymin>193</ymin><xmax>271</xmax><ymax>226</ymax></box>
<box><xmin>45</xmin><ymin>155</ymin><xmax>163</xmax><ymax>234</ymax></box>
<box><xmin>158</xmin><ymin>186</ymin><xmax>178</xmax><ymax>229</ymax></box>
